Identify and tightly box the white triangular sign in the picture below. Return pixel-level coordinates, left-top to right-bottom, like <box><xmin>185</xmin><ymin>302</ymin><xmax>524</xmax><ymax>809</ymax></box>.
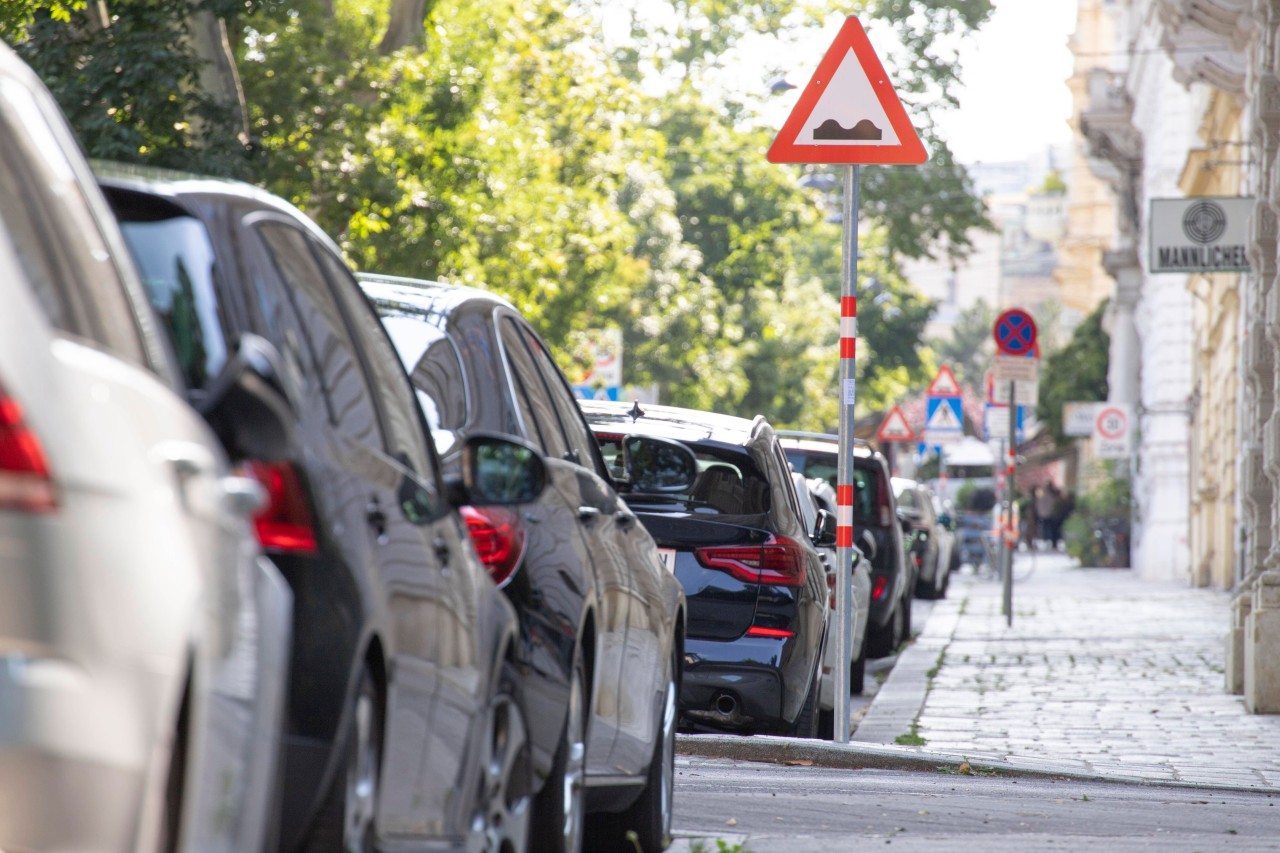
<box><xmin>877</xmin><ymin>405</ymin><xmax>914</xmax><ymax>442</ymax></box>
<box><xmin>927</xmin><ymin>365</ymin><xmax>961</xmax><ymax>397</ymax></box>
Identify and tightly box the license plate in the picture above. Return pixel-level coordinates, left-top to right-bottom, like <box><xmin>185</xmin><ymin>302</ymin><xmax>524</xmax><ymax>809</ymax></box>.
<box><xmin>656</xmin><ymin>548</ymin><xmax>677</xmax><ymax>573</ymax></box>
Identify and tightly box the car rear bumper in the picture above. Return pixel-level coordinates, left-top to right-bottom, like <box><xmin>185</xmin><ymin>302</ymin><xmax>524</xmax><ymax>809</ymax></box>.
<box><xmin>678</xmin><ymin>636</ymin><xmax>793</xmax><ymax>733</ymax></box>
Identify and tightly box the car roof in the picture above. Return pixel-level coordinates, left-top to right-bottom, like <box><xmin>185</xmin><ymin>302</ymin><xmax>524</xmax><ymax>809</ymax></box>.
<box><xmin>358</xmin><ymin>272</ymin><xmax>516</xmax><ymax>316</ymax></box>
<box><xmin>579</xmin><ymin>399</ymin><xmax>769</xmax><ymax>447</ymax></box>
<box><xmin>775</xmin><ymin>432</ymin><xmax>875</xmax><ymax>459</ymax></box>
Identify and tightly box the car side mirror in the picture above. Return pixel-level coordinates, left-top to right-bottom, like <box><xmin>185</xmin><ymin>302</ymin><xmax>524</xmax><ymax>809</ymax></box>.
<box><xmin>937</xmin><ymin>512</ymin><xmax>953</xmax><ymax>528</ymax></box>
<box><xmin>812</xmin><ymin>508</ymin><xmax>837</xmax><ymax>547</ymax></box>
<box><xmin>616</xmin><ymin>434</ymin><xmax>698</xmax><ymax>494</ymax></box>
<box><xmin>859</xmin><ymin>529</ymin><xmax>878</xmax><ymax>562</ymax></box>
<box><xmin>448</xmin><ymin>432</ymin><xmax>547</xmax><ymax>506</ymax></box>
<box><xmin>198</xmin><ymin>333</ymin><xmax>298</xmax><ymax>461</ymax></box>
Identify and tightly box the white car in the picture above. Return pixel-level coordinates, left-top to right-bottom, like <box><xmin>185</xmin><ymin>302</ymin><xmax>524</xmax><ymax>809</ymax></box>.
<box><xmin>0</xmin><ymin>43</ymin><xmax>291</xmax><ymax>853</ymax></box>
<box><xmin>792</xmin><ymin>474</ymin><xmax>872</xmax><ymax>733</ymax></box>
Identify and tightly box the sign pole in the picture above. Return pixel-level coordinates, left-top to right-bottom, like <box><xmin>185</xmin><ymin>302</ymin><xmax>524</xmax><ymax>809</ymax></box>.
<box><xmin>1004</xmin><ymin>383</ymin><xmax>1016</xmax><ymax>626</ymax></box>
<box><xmin>834</xmin><ymin>163</ymin><xmax>860</xmax><ymax>744</ymax></box>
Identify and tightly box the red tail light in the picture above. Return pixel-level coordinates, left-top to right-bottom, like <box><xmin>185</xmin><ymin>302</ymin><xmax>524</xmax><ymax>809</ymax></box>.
<box><xmin>871</xmin><ymin>575</ymin><xmax>888</xmax><ymax>600</ymax></box>
<box><xmin>0</xmin><ymin>384</ymin><xmax>56</xmax><ymax>512</ymax></box>
<box><xmin>243</xmin><ymin>460</ymin><xmax>318</xmax><ymax>554</ymax></box>
<box><xmin>460</xmin><ymin>505</ymin><xmax>525</xmax><ymax>588</ymax></box>
<box><xmin>695</xmin><ymin>535</ymin><xmax>808</xmax><ymax>587</ymax></box>
<box><xmin>745</xmin><ymin>625</ymin><xmax>795</xmax><ymax>639</ymax></box>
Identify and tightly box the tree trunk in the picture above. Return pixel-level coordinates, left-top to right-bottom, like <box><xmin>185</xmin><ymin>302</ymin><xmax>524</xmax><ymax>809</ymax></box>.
<box><xmin>186</xmin><ymin>9</ymin><xmax>250</xmax><ymax>145</ymax></box>
<box><xmin>379</xmin><ymin>0</ymin><xmax>431</xmax><ymax>55</ymax></box>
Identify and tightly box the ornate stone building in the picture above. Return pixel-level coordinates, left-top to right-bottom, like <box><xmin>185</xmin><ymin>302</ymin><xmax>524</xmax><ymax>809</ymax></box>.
<box><xmin>1073</xmin><ymin>0</ymin><xmax>1280</xmax><ymax>711</ymax></box>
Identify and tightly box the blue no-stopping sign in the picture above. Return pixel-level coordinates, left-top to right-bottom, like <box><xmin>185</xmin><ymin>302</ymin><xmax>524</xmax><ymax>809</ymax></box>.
<box><xmin>993</xmin><ymin>308</ymin><xmax>1037</xmax><ymax>356</ymax></box>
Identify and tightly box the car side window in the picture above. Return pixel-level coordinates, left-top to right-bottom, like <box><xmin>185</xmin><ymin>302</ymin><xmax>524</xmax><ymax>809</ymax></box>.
<box><xmin>0</xmin><ymin>77</ymin><xmax>147</xmax><ymax>366</ymax></box>
<box><xmin>517</xmin><ymin>321</ymin><xmax>602</xmax><ymax>469</ymax></box>
<box><xmin>253</xmin><ymin>221</ymin><xmax>383</xmax><ymax>449</ymax></box>
<box><xmin>499</xmin><ymin>316</ymin><xmax>570</xmax><ymax>459</ymax></box>
<box><xmin>314</xmin><ymin>247</ymin><xmax>437</xmax><ymax>483</ymax></box>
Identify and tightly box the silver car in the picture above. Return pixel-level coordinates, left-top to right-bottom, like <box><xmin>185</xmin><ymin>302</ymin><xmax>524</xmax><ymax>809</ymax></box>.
<box><xmin>0</xmin><ymin>43</ymin><xmax>291</xmax><ymax>852</ymax></box>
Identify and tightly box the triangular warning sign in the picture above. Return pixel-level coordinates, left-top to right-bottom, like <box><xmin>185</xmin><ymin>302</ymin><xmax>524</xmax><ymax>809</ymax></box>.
<box><xmin>876</xmin><ymin>405</ymin><xmax>915</xmax><ymax>442</ymax></box>
<box><xmin>767</xmin><ymin>17</ymin><xmax>927</xmax><ymax>166</ymax></box>
<box><xmin>926</xmin><ymin>398</ymin><xmax>963</xmax><ymax>432</ymax></box>
<box><xmin>927</xmin><ymin>365</ymin><xmax>962</xmax><ymax>397</ymax></box>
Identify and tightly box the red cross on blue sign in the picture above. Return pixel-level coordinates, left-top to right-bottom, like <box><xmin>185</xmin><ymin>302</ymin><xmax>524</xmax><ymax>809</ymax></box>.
<box><xmin>993</xmin><ymin>308</ymin><xmax>1037</xmax><ymax>356</ymax></box>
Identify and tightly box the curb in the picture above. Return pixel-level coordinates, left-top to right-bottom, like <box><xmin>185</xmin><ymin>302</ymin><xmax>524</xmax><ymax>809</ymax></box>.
<box><xmin>675</xmin><ymin>734</ymin><xmax>1280</xmax><ymax>796</ymax></box>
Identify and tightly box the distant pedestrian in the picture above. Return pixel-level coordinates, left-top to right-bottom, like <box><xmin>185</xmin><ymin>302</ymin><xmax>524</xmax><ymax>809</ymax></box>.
<box><xmin>1042</xmin><ymin>483</ymin><xmax>1067</xmax><ymax>550</ymax></box>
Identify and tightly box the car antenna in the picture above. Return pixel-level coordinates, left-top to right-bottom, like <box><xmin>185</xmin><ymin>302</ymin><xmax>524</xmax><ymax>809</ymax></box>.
<box><xmin>627</xmin><ymin>400</ymin><xmax>645</xmax><ymax>423</ymax></box>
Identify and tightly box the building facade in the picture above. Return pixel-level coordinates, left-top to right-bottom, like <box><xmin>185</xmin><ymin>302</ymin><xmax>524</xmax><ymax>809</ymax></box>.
<box><xmin>1075</xmin><ymin>0</ymin><xmax>1280</xmax><ymax>711</ymax></box>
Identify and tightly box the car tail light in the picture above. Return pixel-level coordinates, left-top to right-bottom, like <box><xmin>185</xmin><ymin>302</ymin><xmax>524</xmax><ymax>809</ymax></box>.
<box><xmin>695</xmin><ymin>535</ymin><xmax>807</xmax><ymax>587</ymax></box>
<box><xmin>871</xmin><ymin>575</ymin><xmax>888</xmax><ymax>600</ymax></box>
<box><xmin>745</xmin><ymin>625</ymin><xmax>795</xmax><ymax>639</ymax></box>
<box><xmin>460</xmin><ymin>505</ymin><xmax>525</xmax><ymax>588</ymax></box>
<box><xmin>0</xmin><ymin>383</ymin><xmax>56</xmax><ymax>512</ymax></box>
<box><xmin>243</xmin><ymin>460</ymin><xmax>318</xmax><ymax>554</ymax></box>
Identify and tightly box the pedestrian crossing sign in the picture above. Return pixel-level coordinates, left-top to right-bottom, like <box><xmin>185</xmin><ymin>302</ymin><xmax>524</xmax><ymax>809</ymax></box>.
<box><xmin>876</xmin><ymin>404</ymin><xmax>915</xmax><ymax>442</ymax></box>
<box><xmin>923</xmin><ymin>396</ymin><xmax>963</xmax><ymax>444</ymax></box>
<box><xmin>926</xmin><ymin>365</ymin><xmax>962</xmax><ymax>397</ymax></box>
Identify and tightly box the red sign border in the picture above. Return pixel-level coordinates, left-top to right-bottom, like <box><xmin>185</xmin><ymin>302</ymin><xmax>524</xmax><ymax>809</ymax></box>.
<box><xmin>876</xmin><ymin>404</ymin><xmax>916</xmax><ymax>442</ymax></box>
<box><xmin>993</xmin><ymin>308</ymin><xmax>1038</xmax><ymax>357</ymax></box>
<box><xmin>766</xmin><ymin>17</ymin><xmax>927</xmax><ymax>166</ymax></box>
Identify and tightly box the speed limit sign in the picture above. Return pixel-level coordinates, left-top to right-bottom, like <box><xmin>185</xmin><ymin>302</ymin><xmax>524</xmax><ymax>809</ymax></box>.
<box><xmin>1093</xmin><ymin>404</ymin><xmax>1133</xmax><ymax>459</ymax></box>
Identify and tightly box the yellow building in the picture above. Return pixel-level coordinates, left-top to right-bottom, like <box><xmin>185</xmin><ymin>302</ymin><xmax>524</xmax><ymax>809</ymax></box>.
<box><xmin>1182</xmin><ymin>92</ymin><xmax>1243</xmax><ymax>592</ymax></box>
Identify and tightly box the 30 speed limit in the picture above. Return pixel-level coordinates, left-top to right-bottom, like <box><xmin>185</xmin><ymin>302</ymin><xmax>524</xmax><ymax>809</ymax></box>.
<box><xmin>1093</xmin><ymin>404</ymin><xmax>1133</xmax><ymax>459</ymax></box>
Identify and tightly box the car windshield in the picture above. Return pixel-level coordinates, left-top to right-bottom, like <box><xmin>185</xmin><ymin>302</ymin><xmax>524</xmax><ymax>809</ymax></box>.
<box><xmin>784</xmin><ymin>447</ymin><xmax>878</xmax><ymax>525</ymax></box>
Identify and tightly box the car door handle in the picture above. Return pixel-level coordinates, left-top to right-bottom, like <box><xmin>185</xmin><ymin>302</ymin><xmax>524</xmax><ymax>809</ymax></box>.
<box><xmin>577</xmin><ymin>505</ymin><xmax>601</xmax><ymax>522</ymax></box>
<box><xmin>615</xmin><ymin>510</ymin><xmax>636</xmax><ymax>528</ymax></box>
<box><xmin>433</xmin><ymin>536</ymin><xmax>450</xmax><ymax>561</ymax></box>
<box><xmin>221</xmin><ymin>475</ymin><xmax>266</xmax><ymax>517</ymax></box>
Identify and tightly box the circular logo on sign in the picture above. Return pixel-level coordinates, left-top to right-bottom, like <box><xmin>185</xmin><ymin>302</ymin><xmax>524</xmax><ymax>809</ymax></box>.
<box><xmin>1182</xmin><ymin>200</ymin><xmax>1227</xmax><ymax>244</ymax></box>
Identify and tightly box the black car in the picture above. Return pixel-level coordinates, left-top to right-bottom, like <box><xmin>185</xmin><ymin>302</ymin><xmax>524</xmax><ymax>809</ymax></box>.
<box><xmin>579</xmin><ymin>401</ymin><xmax>830</xmax><ymax>739</ymax></box>
<box><xmin>777</xmin><ymin>434</ymin><xmax>912</xmax><ymax>658</ymax></box>
<box><xmin>99</xmin><ymin>169</ymin><xmax>550</xmax><ymax>853</ymax></box>
<box><xmin>360</xmin><ymin>274</ymin><xmax>691</xmax><ymax>853</ymax></box>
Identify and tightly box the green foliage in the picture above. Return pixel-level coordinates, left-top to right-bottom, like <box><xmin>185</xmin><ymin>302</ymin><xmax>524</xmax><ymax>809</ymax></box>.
<box><xmin>2</xmin><ymin>0</ymin><xmax>256</xmax><ymax>176</ymax></box>
<box><xmin>929</xmin><ymin>297</ymin><xmax>994</xmax><ymax>390</ymax></box>
<box><xmin>1063</xmin><ymin>464</ymin><xmax>1131</xmax><ymax>567</ymax></box>
<box><xmin>1035</xmin><ymin>300</ymin><xmax>1110</xmax><ymax>445</ymax></box>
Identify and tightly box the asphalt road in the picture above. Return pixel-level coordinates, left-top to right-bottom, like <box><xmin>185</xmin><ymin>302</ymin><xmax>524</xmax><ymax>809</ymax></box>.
<box><xmin>670</xmin><ymin>756</ymin><xmax>1280</xmax><ymax>852</ymax></box>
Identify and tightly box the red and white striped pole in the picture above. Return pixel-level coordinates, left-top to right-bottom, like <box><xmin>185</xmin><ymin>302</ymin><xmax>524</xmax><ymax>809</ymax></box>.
<box><xmin>833</xmin><ymin>164</ymin><xmax>860</xmax><ymax>743</ymax></box>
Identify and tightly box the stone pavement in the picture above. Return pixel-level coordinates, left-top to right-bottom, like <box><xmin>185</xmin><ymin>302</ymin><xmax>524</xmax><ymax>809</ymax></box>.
<box><xmin>678</xmin><ymin>550</ymin><xmax>1280</xmax><ymax>793</ymax></box>
<box><xmin>852</xmin><ymin>550</ymin><xmax>1280</xmax><ymax>790</ymax></box>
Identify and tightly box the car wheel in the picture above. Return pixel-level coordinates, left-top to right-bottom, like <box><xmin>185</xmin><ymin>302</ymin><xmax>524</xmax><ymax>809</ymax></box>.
<box><xmin>899</xmin><ymin>594</ymin><xmax>913</xmax><ymax>645</ymax></box>
<box><xmin>866</xmin><ymin>601</ymin><xmax>902</xmax><ymax>659</ymax></box>
<box><xmin>306</xmin><ymin>666</ymin><xmax>381</xmax><ymax>853</ymax></box>
<box><xmin>530</xmin><ymin>652</ymin><xmax>586</xmax><ymax>853</ymax></box>
<box><xmin>474</xmin><ymin>661</ymin><xmax>532</xmax><ymax>853</ymax></box>
<box><xmin>589</xmin><ymin>652</ymin><xmax>677</xmax><ymax>852</ymax></box>
<box><xmin>850</xmin><ymin>649</ymin><xmax>866</xmax><ymax>695</ymax></box>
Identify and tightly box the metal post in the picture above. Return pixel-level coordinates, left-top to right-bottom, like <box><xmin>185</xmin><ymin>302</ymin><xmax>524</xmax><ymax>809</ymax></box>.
<box><xmin>1003</xmin><ymin>383</ymin><xmax>1016</xmax><ymax>626</ymax></box>
<box><xmin>833</xmin><ymin>164</ymin><xmax>860</xmax><ymax>743</ymax></box>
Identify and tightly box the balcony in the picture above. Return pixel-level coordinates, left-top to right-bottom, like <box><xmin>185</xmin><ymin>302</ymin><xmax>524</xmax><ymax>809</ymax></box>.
<box><xmin>1155</xmin><ymin>0</ymin><xmax>1248</xmax><ymax>95</ymax></box>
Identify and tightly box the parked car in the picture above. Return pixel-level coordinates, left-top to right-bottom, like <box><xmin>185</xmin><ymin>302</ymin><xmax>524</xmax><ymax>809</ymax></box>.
<box><xmin>777</xmin><ymin>433</ymin><xmax>912</xmax><ymax>658</ymax></box>
<box><xmin>0</xmin><ymin>43</ymin><xmax>291</xmax><ymax>853</ymax></box>
<box><xmin>98</xmin><ymin>168</ymin><xmax>550</xmax><ymax>852</ymax></box>
<box><xmin>580</xmin><ymin>401</ymin><xmax>829</xmax><ymax>740</ymax></box>
<box><xmin>893</xmin><ymin>477</ymin><xmax>957</xmax><ymax>600</ymax></box>
<box><xmin>792</xmin><ymin>475</ymin><xmax>872</xmax><ymax>735</ymax></box>
<box><xmin>359</xmin><ymin>274</ymin><xmax>691</xmax><ymax>853</ymax></box>
<box><xmin>793</xmin><ymin>473</ymin><xmax>875</xmax><ymax>701</ymax></box>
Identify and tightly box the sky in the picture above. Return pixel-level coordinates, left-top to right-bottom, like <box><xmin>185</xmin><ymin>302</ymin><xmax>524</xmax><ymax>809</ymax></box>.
<box><xmin>932</xmin><ymin>0</ymin><xmax>1078</xmax><ymax>164</ymax></box>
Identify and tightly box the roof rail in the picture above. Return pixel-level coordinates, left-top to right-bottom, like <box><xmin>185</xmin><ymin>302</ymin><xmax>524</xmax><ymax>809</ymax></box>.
<box><xmin>774</xmin><ymin>429</ymin><xmax>872</xmax><ymax>448</ymax></box>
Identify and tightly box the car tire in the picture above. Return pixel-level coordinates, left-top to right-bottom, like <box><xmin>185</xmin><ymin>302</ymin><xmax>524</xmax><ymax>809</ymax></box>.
<box><xmin>588</xmin><ymin>652</ymin><xmax>677</xmax><ymax>852</ymax></box>
<box><xmin>866</xmin><ymin>601</ymin><xmax>902</xmax><ymax>659</ymax></box>
<box><xmin>899</xmin><ymin>594</ymin><xmax>913</xmax><ymax>645</ymax></box>
<box><xmin>850</xmin><ymin>649</ymin><xmax>866</xmax><ymax>695</ymax></box>
<box><xmin>474</xmin><ymin>660</ymin><xmax>533</xmax><ymax>853</ymax></box>
<box><xmin>305</xmin><ymin>665</ymin><xmax>381</xmax><ymax>853</ymax></box>
<box><xmin>530</xmin><ymin>651</ymin><xmax>587</xmax><ymax>853</ymax></box>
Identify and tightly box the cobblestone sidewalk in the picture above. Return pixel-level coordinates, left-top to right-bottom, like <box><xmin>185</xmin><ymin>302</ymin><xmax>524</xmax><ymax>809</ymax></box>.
<box><xmin>852</xmin><ymin>551</ymin><xmax>1280</xmax><ymax>790</ymax></box>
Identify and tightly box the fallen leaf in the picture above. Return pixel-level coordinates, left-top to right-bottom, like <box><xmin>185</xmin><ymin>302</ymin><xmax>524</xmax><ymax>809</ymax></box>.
<box><xmin>917</xmin><ymin>810</ymin><xmax>929</xmax><ymax>816</ymax></box>
<box><xmin>785</xmin><ymin>759</ymin><xmax>815</xmax><ymax>766</ymax></box>
<box><xmin>726</xmin><ymin>818</ymin><xmax>737</xmax><ymax>826</ymax></box>
<box><xmin>958</xmin><ymin>761</ymin><xmax>972</xmax><ymax>775</ymax></box>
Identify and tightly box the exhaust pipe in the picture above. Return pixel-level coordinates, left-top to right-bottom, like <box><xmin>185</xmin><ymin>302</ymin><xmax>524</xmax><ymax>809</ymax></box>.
<box><xmin>714</xmin><ymin>692</ymin><xmax>738</xmax><ymax>717</ymax></box>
